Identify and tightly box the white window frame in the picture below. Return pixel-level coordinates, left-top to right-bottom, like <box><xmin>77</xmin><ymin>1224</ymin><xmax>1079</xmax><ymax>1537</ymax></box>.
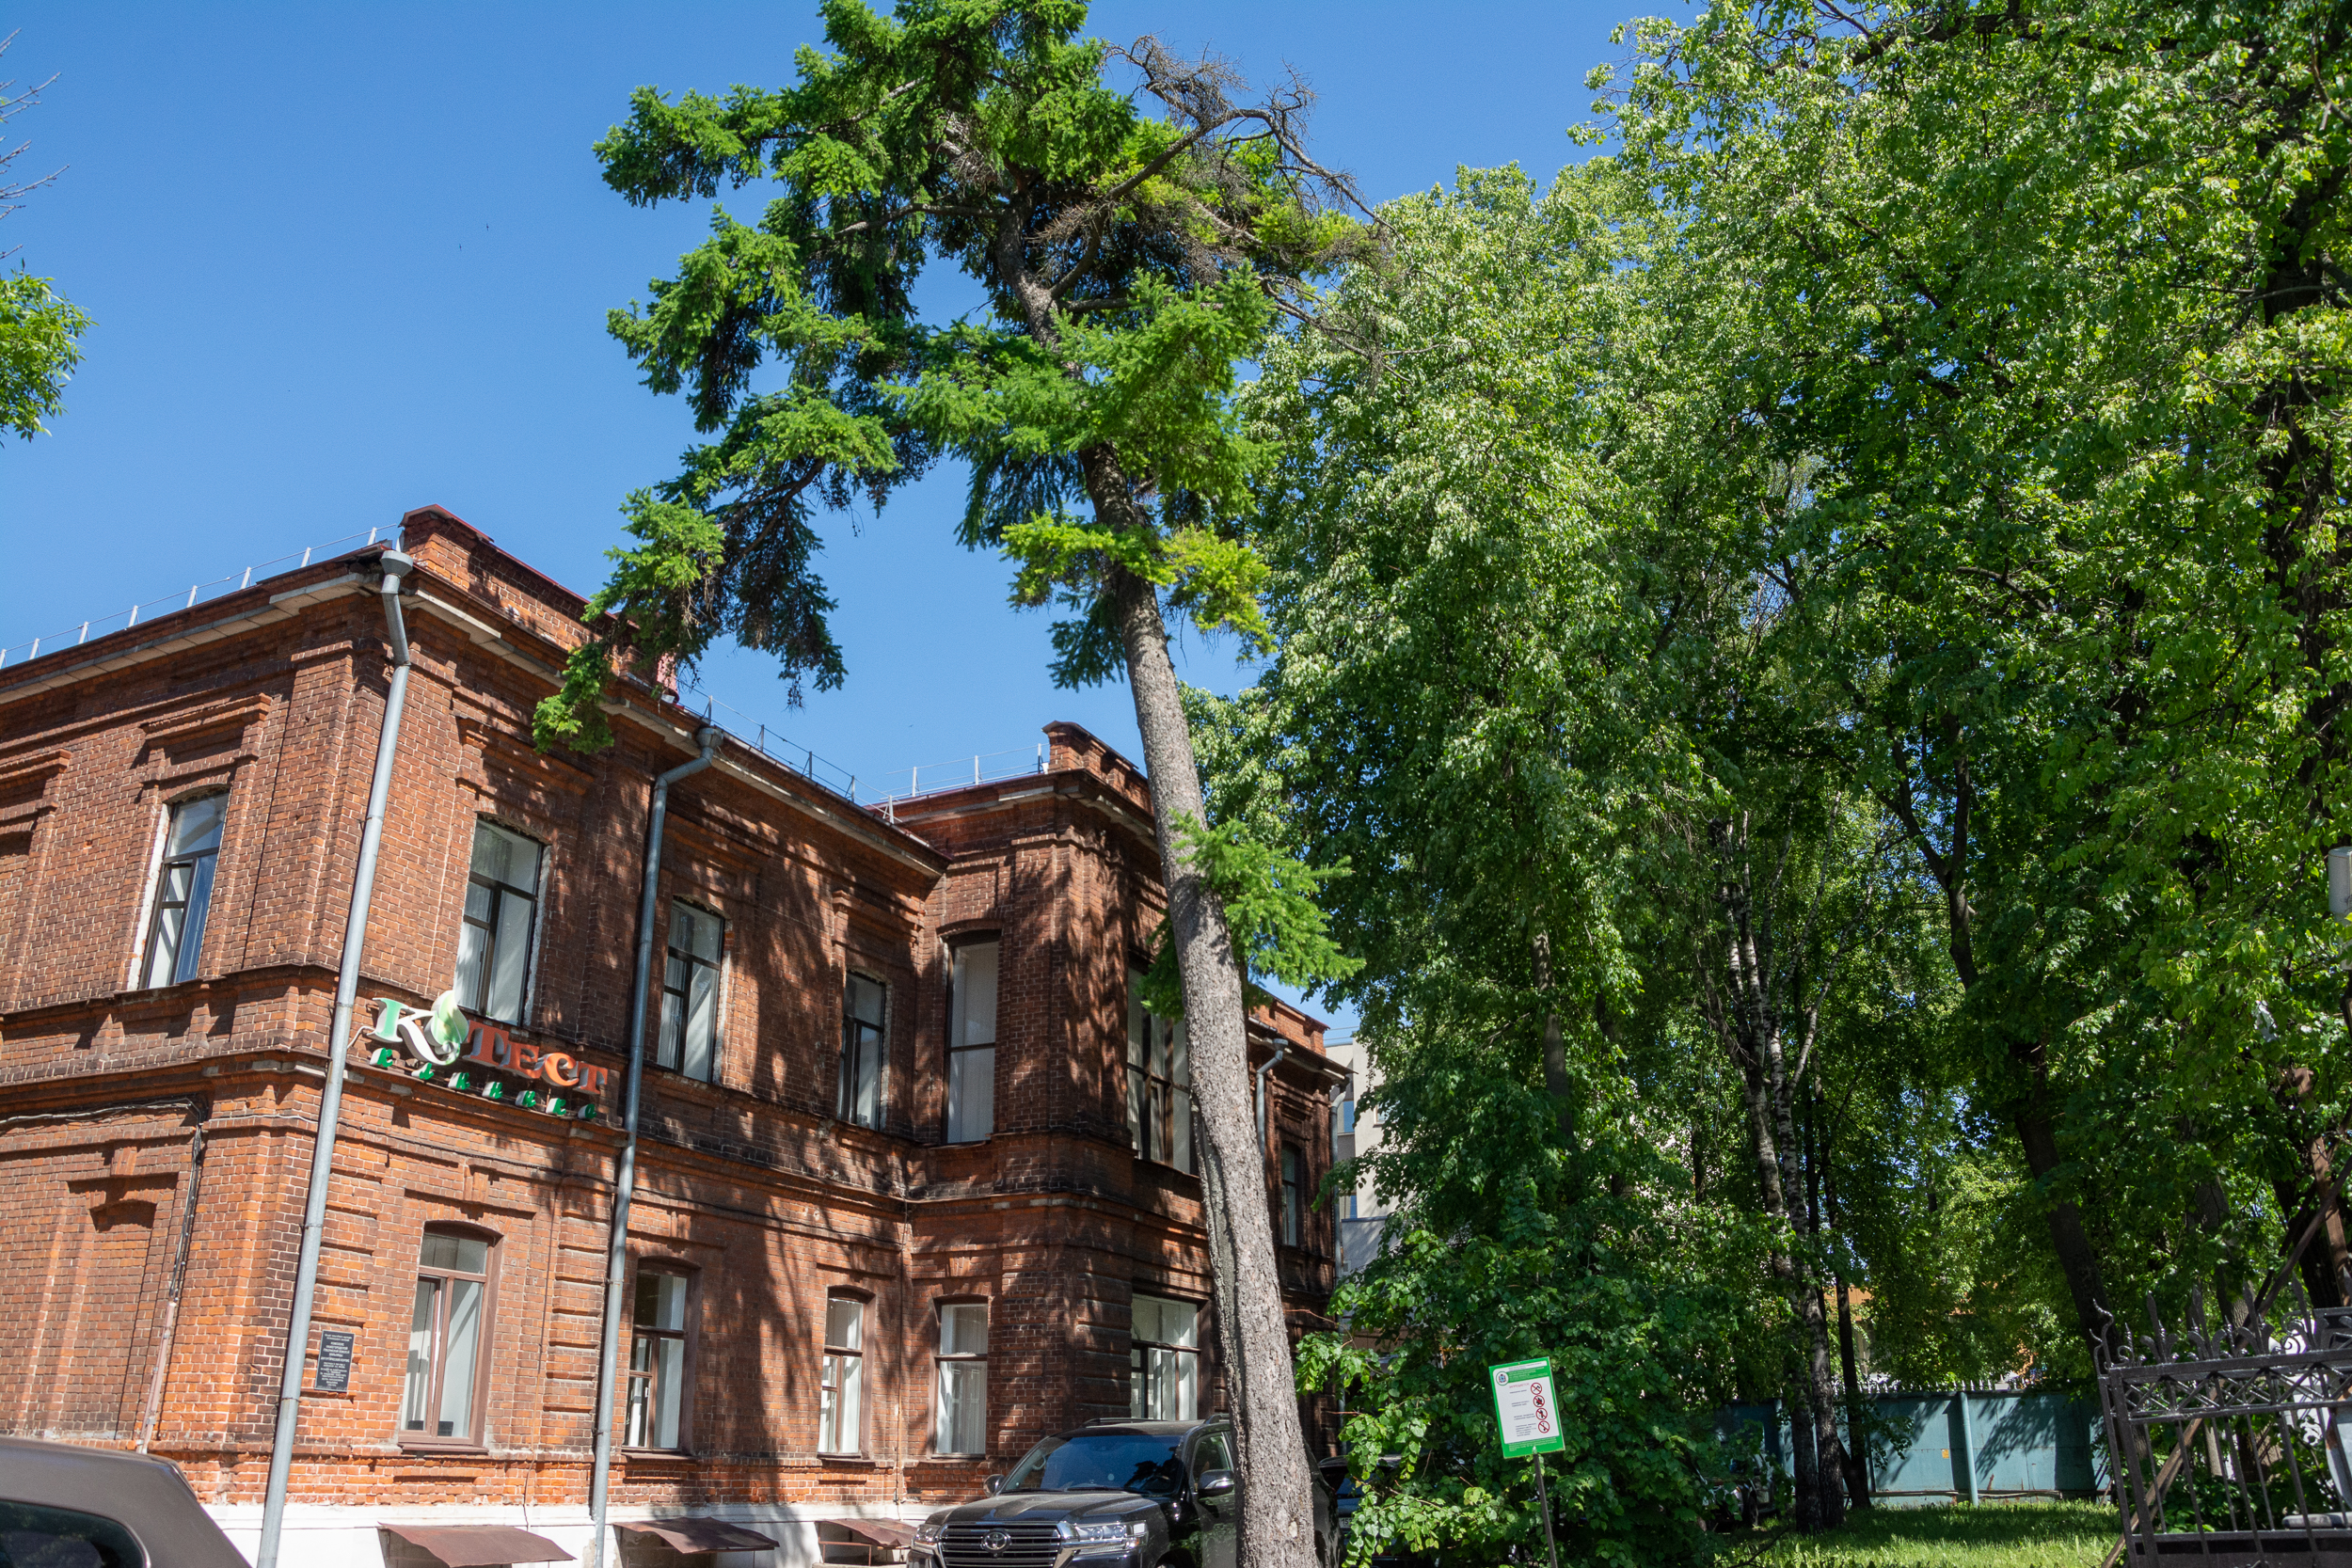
<box><xmin>934</xmin><ymin>1301</ymin><xmax>989</xmax><ymax>1456</ymax></box>
<box><xmin>129</xmin><ymin>791</ymin><xmax>229</xmax><ymax>990</ymax></box>
<box><xmin>453</xmin><ymin>817</ymin><xmax>545</xmax><ymax>1025</ymax></box>
<box><xmin>1129</xmin><ymin>1293</ymin><xmax>1200</xmax><ymax>1421</ymax></box>
<box><xmin>946</xmin><ymin>940</ymin><xmax>998</xmax><ymax>1144</ymax></box>
<box><xmin>820</xmin><ymin>1293</ymin><xmax>866</xmax><ymax>1455</ymax></box>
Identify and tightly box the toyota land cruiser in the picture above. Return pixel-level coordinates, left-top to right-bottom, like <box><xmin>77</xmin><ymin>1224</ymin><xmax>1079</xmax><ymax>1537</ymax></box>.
<box><xmin>910</xmin><ymin>1418</ymin><xmax>1329</xmax><ymax>1568</ymax></box>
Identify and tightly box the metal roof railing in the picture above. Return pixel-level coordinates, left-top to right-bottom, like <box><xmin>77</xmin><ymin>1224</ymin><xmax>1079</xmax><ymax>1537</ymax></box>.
<box><xmin>0</xmin><ymin>527</ymin><xmax>389</xmax><ymax>671</ymax></box>
<box><xmin>677</xmin><ymin>676</ymin><xmax>1045</xmax><ymax>811</ymax></box>
<box><xmin>3</xmin><ymin>531</ymin><xmax>1051</xmax><ymax>821</ymax></box>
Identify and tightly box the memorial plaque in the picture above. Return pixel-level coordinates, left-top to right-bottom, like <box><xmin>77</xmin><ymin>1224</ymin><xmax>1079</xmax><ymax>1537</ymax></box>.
<box><xmin>314</xmin><ymin>1329</ymin><xmax>356</xmax><ymax>1393</ymax></box>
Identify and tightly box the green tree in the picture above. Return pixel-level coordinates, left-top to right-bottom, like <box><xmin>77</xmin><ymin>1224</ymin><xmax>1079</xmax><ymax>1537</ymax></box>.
<box><xmin>554</xmin><ymin>7</ymin><xmax>1366</xmax><ymax>1560</ymax></box>
<box><xmin>1</xmin><ymin>40</ymin><xmax>89</xmax><ymax>443</ymax></box>
<box><xmin>1609</xmin><ymin>0</ymin><xmax>2352</xmax><ymax>1364</ymax></box>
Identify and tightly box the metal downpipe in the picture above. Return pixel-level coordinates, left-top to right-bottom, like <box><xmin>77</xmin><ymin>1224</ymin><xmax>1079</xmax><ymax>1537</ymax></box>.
<box><xmin>256</xmin><ymin>546</ymin><xmax>415</xmax><ymax>1568</ymax></box>
<box><xmin>586</xmin><ymin>723</ymin><xmax>720</xmax><ymax>1568</ymax></box>
<box><xmin>1256</xmin><ymin>1045</ymin><xmax>1288</xmax><ymax>1150</ymax></box>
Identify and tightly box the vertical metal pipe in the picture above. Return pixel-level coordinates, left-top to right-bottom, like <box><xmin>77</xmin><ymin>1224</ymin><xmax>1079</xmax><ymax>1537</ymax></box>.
<box><xmin>255</xmin><ymin>546</ymin><xmax>415</xmax><ymax>1568</ymax></box>
<box><xmin>1256</xmin><ymin>1047</ymin><xmax>1289</xmax><ymax>1150</ymax></box>
<box><xmin>1956</xmin><ymin>1388</ymin><xmax>1980</xmax><ymax>1504</ymax></box>
<box><xmin>136</xmin><ymin>1114</ymin><xmax>211</xmax><ymax>1451</ymax></box>
<box><xmin>586</xmin><ymin>725</ymin><xmax>719</xmax><ymax>1568</ymax></box>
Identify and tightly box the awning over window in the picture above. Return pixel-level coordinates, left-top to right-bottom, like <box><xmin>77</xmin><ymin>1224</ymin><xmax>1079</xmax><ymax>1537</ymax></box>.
<box><xmin>822</xmin><ymin>1518</ymin><xmax>918</xmax><ymax>1548</ymax></box>
<box><xmin>379</xmin><ymin>1524</ymin><xmax>575</xmax><ymax>1566</ymax></box>
<box><xmin>615</xmin><ymin>1518</ymin><xmax>781</xmax><ymax>1553</ymax></box>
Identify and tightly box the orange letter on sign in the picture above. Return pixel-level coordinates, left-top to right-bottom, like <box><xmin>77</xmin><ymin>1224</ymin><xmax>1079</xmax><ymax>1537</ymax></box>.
<box><xmin>540</xmin><ymin>1052</ymin><xmax>580</xmax><ymax>1087</ymax></box>
<box><xmin>514</xmin><ymin>1039</ymin><xmax>542</xmax><ymax>1078</ymax></box>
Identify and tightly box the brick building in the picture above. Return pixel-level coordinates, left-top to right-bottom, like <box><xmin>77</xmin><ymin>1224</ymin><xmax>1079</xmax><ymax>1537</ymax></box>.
<box><xmin>0</xmin><ymin>508</ymin><xmax>1342</xmax><ymax>1565</ymax></box>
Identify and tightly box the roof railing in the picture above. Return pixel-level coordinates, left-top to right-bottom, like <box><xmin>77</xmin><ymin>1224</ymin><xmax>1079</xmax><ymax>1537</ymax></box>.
<box><xmin>0</xmin><ymin>527</ymin><xmax>388</xmax><ymax>671</ymax></box>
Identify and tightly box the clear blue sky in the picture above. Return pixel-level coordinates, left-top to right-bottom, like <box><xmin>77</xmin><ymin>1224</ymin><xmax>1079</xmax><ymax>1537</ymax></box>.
<box><xmin>1</xmin><ymin>2</ymin><xmax>1661</xmax><ymax>1035</ymax></box>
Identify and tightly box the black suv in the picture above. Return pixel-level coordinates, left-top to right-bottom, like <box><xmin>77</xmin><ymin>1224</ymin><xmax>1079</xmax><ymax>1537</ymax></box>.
<box><xmin>913</xmin><ymin>1418</ymin><xmax>1328</xmax><ymax>1568</ymax></box>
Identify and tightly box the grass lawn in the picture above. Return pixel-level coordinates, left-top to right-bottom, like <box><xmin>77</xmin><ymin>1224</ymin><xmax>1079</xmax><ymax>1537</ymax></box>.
<box><xmin>1741</xmin><ymin>1500</ymin><xmax>2116</xmax><ymax>1567</ymax></box>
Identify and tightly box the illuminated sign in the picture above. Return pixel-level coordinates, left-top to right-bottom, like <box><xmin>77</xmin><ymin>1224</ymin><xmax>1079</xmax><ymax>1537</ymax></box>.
<box><xmin>362</xmin><ymin>992</ymin><xmax>608</xmax><ymax>1118</ymax></box>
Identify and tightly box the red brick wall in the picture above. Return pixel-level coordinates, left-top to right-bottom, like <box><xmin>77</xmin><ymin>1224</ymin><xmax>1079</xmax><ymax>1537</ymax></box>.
<box><xmin>0</xmin><ymin>516</ymin><xmax>1337</xmax><ymax>1518</ymax></box>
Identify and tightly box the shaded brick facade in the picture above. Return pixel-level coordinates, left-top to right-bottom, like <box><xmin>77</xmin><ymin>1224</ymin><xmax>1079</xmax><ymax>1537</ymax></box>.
<box><xmin>0</xmin><ymin>508</ymin><xmax>1340</xmax><ymax>1563</ymax></box>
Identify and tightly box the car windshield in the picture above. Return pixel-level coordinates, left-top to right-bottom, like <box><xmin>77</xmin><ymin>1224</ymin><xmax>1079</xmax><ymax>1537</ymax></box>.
<box><xmin>1003</xmin><ymin>1433</ymin><xmax>1189</xmax><ymax>1496</ymax></box>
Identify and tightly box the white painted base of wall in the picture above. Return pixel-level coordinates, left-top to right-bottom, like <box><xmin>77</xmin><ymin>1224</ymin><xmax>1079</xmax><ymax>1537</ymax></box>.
<box><xmin>200</xmin><ymin>1503</ymin><xmax>930</xmax><ymax>1568</ymax></box>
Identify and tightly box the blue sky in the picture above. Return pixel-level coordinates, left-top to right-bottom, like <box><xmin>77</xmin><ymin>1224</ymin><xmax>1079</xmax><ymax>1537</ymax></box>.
<box><xmin>1</xmin><ymin>2</ymin><xmax>1659</xmax><ymax>1034</ymax></box>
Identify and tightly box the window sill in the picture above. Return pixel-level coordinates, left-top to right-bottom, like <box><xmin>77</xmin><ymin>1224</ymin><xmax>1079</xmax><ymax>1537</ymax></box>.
<box><xmin>622</xmin><ymin>1447</ymin><xmax>697</xmax><ymax>1462</ymax></box>
<box><xmin>396</xmin><ymin>1437</ymin><xmax>490</xmax><ymax>1455</ymax></box>
<box><xmin>929</xmin><ymin>1453</ymin><xmax>990</xmax><ymax>1462</ymax></box>
<box><xmin>819</xmin><ymin>1453</ymin><xmax>879</xmax><ymax>1466</ymax></box>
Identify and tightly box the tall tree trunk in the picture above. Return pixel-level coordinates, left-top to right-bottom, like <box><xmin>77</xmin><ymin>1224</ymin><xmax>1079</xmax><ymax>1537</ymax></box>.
<box><xmin>1787</xmin><ymin>1381</ymin><xmax>1821</xmax><ymax>1533</ymax></box>
<box><xmin>1821</xmin><ymin>1117</ymin><xmax>1871</xmax><ymax>1509</ymax></box>
<box><xmin>1835</xmin><ymin>1275</ymin><xmax>1870</xmax><ymax>1508</ymax></box>
<box><xmin>2272</xmin><ymin>1067</ymin><xmax>2350</xmax><ymax>1307</ymax></box>
<box><xmin>1802</xmin><ymin>1092</ymin><xmax>1853</xmax><ymax>1522</ymax></box>
<box><xmin>1104</xmin><ymin>554</ymin><xmax>1315</xmax><ymax>1568</ymax></box>
<box><xmin>1713</xmin><ymin>815</ymin><xmax>1840</xmax><ymax>1533</ymax></box>
<box><xmin>1783</xmin><ymin>1088</ymin><xmax>1845</xmax><ymax>1531</ymax></box>
<box><xmin>2009</xmin><ymin>1038</ymin><xmax>2117</xmax><ymax>1356</ymax></box>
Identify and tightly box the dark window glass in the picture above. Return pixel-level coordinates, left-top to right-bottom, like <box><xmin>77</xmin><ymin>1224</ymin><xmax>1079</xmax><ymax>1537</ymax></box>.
<box><xmin>0</xmin><ymin>1500</ymin><xmax>144</xmax><ymax>1568</ymax></box>
<box><xmin>839</xmin><ymin>974</ymin><xmax>886</xmax><ymax>1128</ymax></box>
<box><xmin>658</xmin><ymin>900</ymin><xmax>723</xmax><ymax>1083</ymax></box>
<box><xmin>1003</xmin><ymin>1432</ymin><xmax>1189</xmax><ymax>1496</ymax></box>
<box><xmin>1126</xmin><ymin>973</ymin><xmax>1191</xmax><ymax>1172</ymax></box>
<box><xmin>1280</xmin><ymin>1145</ymin><xmax>1303</xmax><ymax>1247</ymax></box>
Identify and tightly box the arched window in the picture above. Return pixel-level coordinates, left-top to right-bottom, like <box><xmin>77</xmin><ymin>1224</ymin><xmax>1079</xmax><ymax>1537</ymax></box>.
<box><xmin>401</xmin><ymin>1227</ymin><xmax>495</xmax><ymax>1445</ymax></box>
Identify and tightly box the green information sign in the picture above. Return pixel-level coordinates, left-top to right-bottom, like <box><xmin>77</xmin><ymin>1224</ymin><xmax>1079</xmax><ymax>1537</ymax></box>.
<box><xmin>1489</xmin><ymin>1357</ymin><xmax>1566</xmax><ymax>1458</ymax></box>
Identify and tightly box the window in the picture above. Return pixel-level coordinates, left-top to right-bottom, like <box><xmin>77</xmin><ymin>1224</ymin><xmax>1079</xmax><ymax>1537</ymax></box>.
<box><xmin>625</xmin><ymin>1267</ymin><xmax>691</xmax><ymax>1451</ymax></box>
<box><xmin>1338</xmin><ymin>1097</ymin><xmax>1357</xmax><ymax>1139</ymax></box>
<box><xmin>1129</xmin><ymin>1294</ymin><xmax>1200</xmax><ymax>1420</ymax></box>
<box><xmin>840</xmin><ymin>974</ymin><xmax>886</xmax><ymax>1129</ymax></box>
<box><xmin>934</xmin><ymin>1302</ymin><xmax>988</xmax><ymax>1454</ymax></box>
<box><xmin>659</xmin><ymin>900</ymin><xmax>723</xmax><ymax>1083</ymax></box>
<box><xmin>401</xmin><ymin>1229</ymin><xmax>491</xmax><ymax>1443</ymax></box>
<box><xmin>1194</xmin><ymin>1431</ymin><xmax>1233</xmax><ymax>1480</ymax></box>
<box><xmin>946</xmin><ymin>941</ymin><xmax>998</xmax><ymax>1143</ymax></box>
<box><xmin>820</xmin><ymin>1295</ymin><xmax>865</xmax><ymax>1454</ymax></box>
<box><xmin>0</xmin><ymin>1501</ymin><xmax>145</xmax><ymax>1566</ymax></box>
<box><xmin>454</xmin><ymin>820</ymin><xmax>542</xmax><ymax>1024</ymax></box>
<box><xmin>1281</xmin><ymin>1144</ymin><xmax>1304</xmax><ymax>1247</ymax></box>
<box><xmin>1126</xmin><ymin>974</ymin><xmax>1192</xmax><ymax>1172</ymax></box>
<box><xmin>139</xmin><ymin>794</ymin><xmax>226</xmax><ymax>989</ymax></box>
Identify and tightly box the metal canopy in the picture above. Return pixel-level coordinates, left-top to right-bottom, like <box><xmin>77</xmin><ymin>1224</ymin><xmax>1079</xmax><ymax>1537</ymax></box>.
<box><xmin>379</xmin><ymin>1524</ymin><xmax>575</xmax><ymax>1565</ymax></box>
<box><xmin>614</xmin><ymin>1518</ymin><xmax>781</xmax><ymax>1553</ymax></box>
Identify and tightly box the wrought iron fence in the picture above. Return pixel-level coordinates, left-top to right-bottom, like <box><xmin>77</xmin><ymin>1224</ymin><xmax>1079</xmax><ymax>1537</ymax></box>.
<box><xmin>2097</xmin><ymin>1283</ymin><xmax>2352</xmax><ymax>1566</ymax></box>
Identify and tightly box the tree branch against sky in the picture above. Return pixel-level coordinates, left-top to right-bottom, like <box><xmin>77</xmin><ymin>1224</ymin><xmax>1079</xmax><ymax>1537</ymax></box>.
<box><xmin>0</xmin><ymin>31</ymin><xmax>88</xmax><ymax>444</ymax></box>
<box><xmin>546</xmin><ymin>6</ymin><xmax>1368</xmax><ymax>1562</ymax></box>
